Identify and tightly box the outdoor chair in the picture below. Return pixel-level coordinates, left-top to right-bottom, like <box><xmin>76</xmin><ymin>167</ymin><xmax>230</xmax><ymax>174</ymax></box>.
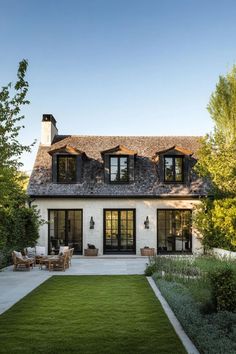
<box><xmin>25</xmin><ymin>247</ymin><xmax>36</xmax><ymax>265</ymax></box>
<box><xmin>48</xmin><ymin>252</ymin><xmax>69</xmax><ymax>272</ymax></box>
<box><xmin>35</xmin><ymin>246</ymin><xmax>46</xmax><ymax>264</ymax></box>
<box><xmin>12</xmin><ymin>251</ymin><xmax>34</xmax><ymax>271</ymax></box>
<box><xmin>69</xmin><ymin>248</ymin><xmax>74</xmax><ymax>266</ymax></box>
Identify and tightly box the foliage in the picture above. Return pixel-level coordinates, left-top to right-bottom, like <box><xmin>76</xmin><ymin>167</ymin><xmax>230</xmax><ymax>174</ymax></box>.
<box><xmin>150</xmin><ymin>255</ymin><xmax>236</xmax><ymax>308</ymax></box>
<box><xmin>144</xmin><ymin>262</ymin><xmax>156</xmax><ymax>276</ymax></box>
<box><xmin>209</xmin><ymin>265</ymin><xmax>236</xmax><ymax>312</ymax></box>
<box><xmin>0</xmin><ymin>205</ymin><xmax>42</xmax><ymax>268</ymax></box>
<box><xmin>0</xmin><ymin>59</ymin><xmax>33</xmax><ymax>171</ymax></box>
<box><xmin>207</xmin><ymin>65</ymin><xmax>236</xmax><ymax>144</ymax></box>
<box><xmin>196</xmin><ymin>132</ymin><xmax>236</xmax><ymax>197</ymax></box>
<box><xmin>0</xmin><ymin>60</ymin><xmax>40</xmax><ymax>268</ymax></box>
<box><xmin>0</xmin><ymin>276</ymin><xmax>186</xmax><ymax>354</ymax></box>
<box><xmin>147</xmin><ymin>255</ymin><xmax>202</xmax><ymax>277</ymax></box>
<box><xmin>155</xmin><ymin>277</ymin><xmax>236</xmax><ymax>354</ymax></box>
<box><xmin>195</xmin><ymin>65</ymin><xmax>236</xmax><ymax>250</ymax></box>
<box><xmin>194</xmin><ymin>198</ymin><xmax>236</xmax><ymax>250</ymax></box>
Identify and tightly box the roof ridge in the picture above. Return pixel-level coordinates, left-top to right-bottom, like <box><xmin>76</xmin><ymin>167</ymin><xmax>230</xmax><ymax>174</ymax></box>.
<box><xmin>56</xmin><ymin>134</ymin><xmax>202</xmax><ymax>138</ymax></box>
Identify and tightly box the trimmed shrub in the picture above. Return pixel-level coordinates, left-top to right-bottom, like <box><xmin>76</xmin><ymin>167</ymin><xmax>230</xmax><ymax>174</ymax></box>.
<box><xmin>144</xmin><ymin>263</ymin><xmax>156</xmax><ymax>276</ymax></box>
<box><xmin>209</xmin><ymin>265</ymin><xmax>236</xmax><ymax>312</ymax></box>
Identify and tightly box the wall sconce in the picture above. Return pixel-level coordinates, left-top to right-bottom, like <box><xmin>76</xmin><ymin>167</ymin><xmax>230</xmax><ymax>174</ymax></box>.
<box><xmin>90</xmin><ymin>216</ymin><xmax>95</xmax><ymax>229</ymax></box>
<box><xmin>144</xmin><ymin>216</ymin><xmax>149</xmax><ymax>229</ymax></box>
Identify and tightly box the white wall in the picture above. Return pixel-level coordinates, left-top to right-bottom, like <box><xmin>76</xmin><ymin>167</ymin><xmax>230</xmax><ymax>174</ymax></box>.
<box><xmin>212</xmin><ymin>248</ymin><xmax>236</xmax><ymax>260</ymax></box>
<box><xmin>33</xmin><ymin>198</ymin><xmax>203</xmax><ymax>255</ymax></box>
<box><xmin>41</xmin><ymin>121</ymin><xmax>58</xmax><ymax>146</ymax></box>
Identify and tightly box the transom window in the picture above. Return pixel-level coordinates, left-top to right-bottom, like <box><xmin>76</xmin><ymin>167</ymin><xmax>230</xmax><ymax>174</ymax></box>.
<box><xmin>164</xmin><ymin>156</ymin><xmax>184</xmax><ymax>182</ymax></box>
<box><xmin>57</xmin><ymin>155</ymin><xmax>77</xmax><ymax>183</ymax></box>
<box><xmin>109</xmin><ymin>156</ymin><xmax>129</xmax><ymax>183</ymax></box>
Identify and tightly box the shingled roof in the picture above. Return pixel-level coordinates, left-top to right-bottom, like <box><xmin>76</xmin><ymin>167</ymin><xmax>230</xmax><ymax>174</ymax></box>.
<box><xmin>27</xmin><ymin>134</ymin><xmax>209</xmax><ymax>197</ymax></box>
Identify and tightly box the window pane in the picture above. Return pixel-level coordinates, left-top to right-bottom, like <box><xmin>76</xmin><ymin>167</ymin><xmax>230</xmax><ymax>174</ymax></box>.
<box><xmin>164</xmin><ymin>157</ymin><xmax>174</xmax><ymax>181</ymax></box>
<box><xmin>111</xmin><ymin>173</ymin><xmax>119</xmax><ymax>182</ymax></box>
<box><xmin>58</xmin><ymin>157</ymin><xmax>67</xmax><ymax>182</ymax></box>
<box><xmin>157</xmin><ymin>210</ymin><xmax>192</xmax><ymax>252</ymax></box>
<box><xmin>175</xmin><ymin>158</ymin><xmax>183</xmax><ymax>181</ymax></box>
<box><xmin>67</xmin><ymin>157</ymin><xmax>76</xmax><ymax>182</ymax></box>
<box><xmin>120</xmin><ymin>157</ymin><xmax>128</xmax><ymax>166</ymax></box>
<box><xmin>57</xmin><ymin>156</ymin><xmax>76</xmax><ymax>183</ymax></box>
<box><xmin>110</xmin><ymin>165</ymin><xmax>118</xmax><ymax>174</ymax></box>
<box><xmin>110</xmin><ymin>157</ymin><xmax>118</xmax><ymax>166</ymax></box>
<box><xmin>109</xmin><ymin>156</ymin><xmax>129</xmax><ymax>183</ymax></box>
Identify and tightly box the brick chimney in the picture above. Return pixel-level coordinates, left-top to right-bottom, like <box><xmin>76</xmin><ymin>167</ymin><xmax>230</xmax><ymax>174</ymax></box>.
<box><xmin>41</xmin><ymin>114</ymin><xmax>58</xmax><ymax>146</ymax></box>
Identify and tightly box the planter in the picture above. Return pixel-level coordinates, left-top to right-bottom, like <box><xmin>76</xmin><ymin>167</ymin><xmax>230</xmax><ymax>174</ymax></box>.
<box><xmin>84</xmin><ymin>248</ymin><xmax>98</xmax><ymax>256</ymax></box>
<box><xmin>140</xmin><ymin>248</ymin><xmax>155</xmax><ymax>256</ymax></box>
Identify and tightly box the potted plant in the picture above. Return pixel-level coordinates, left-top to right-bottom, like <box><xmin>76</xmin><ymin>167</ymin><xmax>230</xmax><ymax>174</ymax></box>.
<box><xmin>84</xmin><ymin>244</ymin><xmax>98</xmax><ymax>256</ymax></box>
<box><xmin>140</xmin><ymin>246</ymin><xmax>155</xmax><ymax>256</ymax></box>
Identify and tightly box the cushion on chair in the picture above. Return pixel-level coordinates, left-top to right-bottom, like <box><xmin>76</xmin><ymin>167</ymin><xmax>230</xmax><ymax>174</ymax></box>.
<box><xmin>35</xmin><ymin>246</ymin><xmax>46</xmax><ymax>256</ymax></box>
<box><xmin>13</xmin><ymin>251</ymin><xmax>23</xmax><ymax>259</ymax></box>
<box><xmin>26</xmin><ymin>247</ymin><xmax>36</xmax><ymax>257</ymax></box>
<box><xmin>59</xmin><ymin>246</ymin><xmax>69</xmax><ymax>254</ymax></box>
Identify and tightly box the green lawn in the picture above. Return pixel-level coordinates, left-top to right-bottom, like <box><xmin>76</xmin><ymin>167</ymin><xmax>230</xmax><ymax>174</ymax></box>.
<box><xmin>0</xmin><ymin>276</ymin><xmax>186</xmax><ymax>354</ymax></box>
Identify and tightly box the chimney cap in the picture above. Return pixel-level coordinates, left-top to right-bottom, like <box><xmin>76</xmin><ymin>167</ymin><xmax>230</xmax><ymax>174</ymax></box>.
<box><xmin>42</xmin><ymin>114</ymin><xmax>57</xmax><ymax>127</ymax></box>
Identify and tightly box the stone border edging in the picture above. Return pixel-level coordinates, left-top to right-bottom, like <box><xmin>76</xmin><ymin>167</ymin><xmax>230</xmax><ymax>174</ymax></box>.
<box><xmin>146</xmin><ymin>277</ymin><xmax>199</xmax><ymax>354</ymax></box>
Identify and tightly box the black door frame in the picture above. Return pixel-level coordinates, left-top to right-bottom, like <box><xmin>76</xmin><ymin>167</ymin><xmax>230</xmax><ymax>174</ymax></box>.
<box><xmin>48</xmin><ymin>209</ymin><xmax>83</xmax><ymax>255</ymax></box>
<box><xmin>103</xmin><ymin>208</ymin><xmax>136</xmax><ymax>254</ymax></box>
<box><xmin>156</xmin><ymin>209</ymin><xmax>192</xmax><ymax>253</ymax></box>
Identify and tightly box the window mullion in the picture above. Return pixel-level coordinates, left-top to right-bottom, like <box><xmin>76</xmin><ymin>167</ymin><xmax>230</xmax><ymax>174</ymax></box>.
<box><xmin>118</xmin><ymin>157</ymin><xmax>120</xmax><ymax>181</ymax></box>
<box><xmin>65</xmin><ymin>157</ymin><xmax>68</xmax><ymax>180</ymax></box>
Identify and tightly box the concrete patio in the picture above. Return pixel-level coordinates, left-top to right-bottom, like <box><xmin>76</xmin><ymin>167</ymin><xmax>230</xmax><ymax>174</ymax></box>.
<box><xmin>0</xmin><ymin>256</ymin><xmax>148</xmax><ymax>315</ymax></box>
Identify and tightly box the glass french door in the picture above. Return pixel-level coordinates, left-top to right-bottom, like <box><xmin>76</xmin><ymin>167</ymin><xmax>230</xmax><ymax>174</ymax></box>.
<box><xmin>104</xmin><ymin>209</ymin><xmax>136</xmax><ymax>253</ymax></box>
<box><xmin>157</xmin><ymin>209</ymin><xmax>192</xmax><ymax>252</ymax></box>
<box><xmin>48</xmin><ymin>210</ymin><xmax>83</xmax><ymax>254</ymax></box>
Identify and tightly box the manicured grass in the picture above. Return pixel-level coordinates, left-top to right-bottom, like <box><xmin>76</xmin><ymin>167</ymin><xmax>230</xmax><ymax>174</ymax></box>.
<box><xmin>0</xmin><ymin>275</ymin><xmax>186</xmax><ymax>354</ymax></box>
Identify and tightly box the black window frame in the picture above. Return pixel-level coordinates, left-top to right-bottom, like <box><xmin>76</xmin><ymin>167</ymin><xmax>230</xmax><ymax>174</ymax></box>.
<box><xmin>48</xmin><ymin>209</ymin><xmax>83</xmax><ymax>255</ymax></box>
<box><xmin>164</xmin><ymin>155</ymin><xmax>184</xmax><ymax>183</ymax></box>
<box><xmin>109</xmin><ymin>155</ymin><xmax>129</xmax><ymax>183</ymax></box>
<box><xmin>57</xmin><ymin>155</ymin><xmax>77</xmax><ymax>184</ymax></box>
<box><xmin>103</xmin><ymin>208</ymin><xmax>136</xmax><ymax>253</ymax></box>
<box><xmin>157</xmin><ymin>209</ymin><xmax>192</xmax><ymax>253</ymax></box>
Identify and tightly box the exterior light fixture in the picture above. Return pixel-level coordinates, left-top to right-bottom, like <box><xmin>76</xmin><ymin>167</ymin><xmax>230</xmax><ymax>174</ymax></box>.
<box><xmin>90</xmin><ymin>216</ymin><xmax>95</xmax><ymax>229</ymax></box>
<box><xmin>144</xmin><ymin>216</ymin><xmax>149</xmax><ymax>229</ymax></box>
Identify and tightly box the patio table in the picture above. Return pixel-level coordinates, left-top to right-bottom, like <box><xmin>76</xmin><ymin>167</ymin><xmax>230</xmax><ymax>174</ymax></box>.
<box><xmin>39</xmin><ymin>256</ymin><xmax>59</xmax><ymax>270</ymax></box>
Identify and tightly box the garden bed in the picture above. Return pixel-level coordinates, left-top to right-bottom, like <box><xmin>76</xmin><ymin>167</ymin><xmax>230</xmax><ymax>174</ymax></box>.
<box><xmin>149</xmin><ymin>256</ymin><xmax>236</xmax><ymax>354</ymax></box>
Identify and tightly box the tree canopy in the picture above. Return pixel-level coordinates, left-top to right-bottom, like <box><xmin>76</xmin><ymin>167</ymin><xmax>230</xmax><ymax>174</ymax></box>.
<box><xmin>0</xmin><ymin>60</ymin><xmax>41</xmax><ymax>267</ymax></box>
<box><xmin>195</xmin><ymin>66</ymin><xmax>236</xmax><ymax>250</ymax></box>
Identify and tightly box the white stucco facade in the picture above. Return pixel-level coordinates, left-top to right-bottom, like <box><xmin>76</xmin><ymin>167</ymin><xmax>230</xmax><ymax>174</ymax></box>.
<box><xmin>34</xmin><ymin>198</ymin><xmax>203</xmax><ymax>255</ymax></box>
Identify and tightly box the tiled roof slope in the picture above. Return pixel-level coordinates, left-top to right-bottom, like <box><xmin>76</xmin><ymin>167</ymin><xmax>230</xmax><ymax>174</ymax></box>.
<box><xmin>27</xmin><ymin>135</ymin><xmax>209</xmax><ymax>197</ymax></box>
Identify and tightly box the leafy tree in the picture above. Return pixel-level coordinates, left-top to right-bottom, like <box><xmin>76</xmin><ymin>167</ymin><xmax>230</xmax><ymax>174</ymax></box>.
<box><xmin>0</xmin><ymin>60</ymin><xmax>41</xmax><ymax>267</ymax></box>
<box><xmin>195</xmin><ymin>66</ymin><xmax>236</xmax><ymax>250</ymax></box>
<box><xmin>208</xmin><ymin>65</ymin><xmax>236</xmax><ymax>144</ymax></box>
<box><xmin>0</xmin><ymin>60</ymin><xmax>32</xmax><ymax>170</ymax></box>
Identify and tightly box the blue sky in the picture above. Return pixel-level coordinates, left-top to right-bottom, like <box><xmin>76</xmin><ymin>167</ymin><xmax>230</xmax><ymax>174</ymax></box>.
<box><xmin>1</xmin><ymin>0</ymin><xmax>236</xmax><ymax>172</ymax></box>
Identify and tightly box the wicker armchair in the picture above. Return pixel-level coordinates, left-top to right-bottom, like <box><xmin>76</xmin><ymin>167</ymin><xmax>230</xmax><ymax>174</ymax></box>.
<box><xmin>12</xmin><ymin>251</ymin><xmax>34</xmax><ymax>271</ymax></box>
<box><xmin>68</xmin><ymin>248</ymin><xmax>74</xmax><ymax>266</ymax></box>
<box><xmin>48</xmin><ymin>252</ymin><xmax>69</xmax><ymax>272</ymax></box>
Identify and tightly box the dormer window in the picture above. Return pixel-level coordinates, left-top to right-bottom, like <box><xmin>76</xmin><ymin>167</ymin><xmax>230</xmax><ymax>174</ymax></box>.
<box><xmin>101</xmin><ymin>145</ymin><xmax>137</xmax><ymax>184</ymax></box>
<box><xmin>48</xmin><ymin>144</ymin><xmax>86</xmax><ymax>184</ymax></box>
<box><xmin>164</xmin><ymin>156</ymin><xmax>184</xmax><ymax>182</ymax></box>
<box><xmin>110</xmin><ymin>156</ymin><xmax>129</xmax><ymax>183</ymax></box>
<box><xmin>155</xmin><ymin>146</ymin><xmax>194</xmax><ymax>184</ymax></box>
<box><xmin>57</xmin><ymin>155</ymin><xmax>77</xmax><ymax>183</ymax></box>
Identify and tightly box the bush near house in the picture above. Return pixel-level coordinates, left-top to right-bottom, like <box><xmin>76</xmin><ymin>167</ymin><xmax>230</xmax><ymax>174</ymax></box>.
<box><xmin>147</xmin><ymin>256</ymin><xmax>236</xmax><ymax>354</ymax></box>
<box><xmin>0</xmin><ymin>203</ymin><xmax>42</xmax><ymax>268</ymax></box>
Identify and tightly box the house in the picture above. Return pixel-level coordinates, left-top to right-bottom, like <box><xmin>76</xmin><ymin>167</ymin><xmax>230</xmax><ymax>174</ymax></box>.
<box><xmin>27</xmin><ymin>114</ymin><xmax>208</xmax><ymax>255</ymax></box>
